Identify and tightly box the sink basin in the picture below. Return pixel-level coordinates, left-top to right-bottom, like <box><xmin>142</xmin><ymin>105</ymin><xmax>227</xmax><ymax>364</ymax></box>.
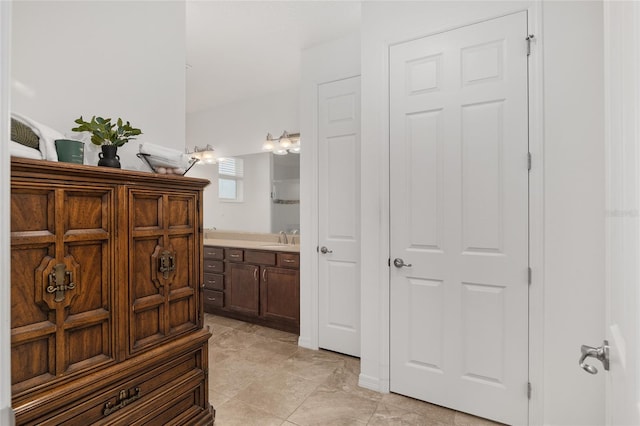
<box><xmin>259</xmin><ymin>244</ymin><xmax>289</xmax><ymax>249</ymax></box>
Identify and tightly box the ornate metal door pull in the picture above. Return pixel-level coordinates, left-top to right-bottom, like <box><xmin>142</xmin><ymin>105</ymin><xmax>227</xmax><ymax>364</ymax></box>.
<box><xmin>47</xmin><ymin>263</ymin><xmax>76</xmax><ymax>302</ymax></box>
<box><xmin>158</xmin><ymin>250</ymin><xmax>176</xmax><ymax>279</ymax></box>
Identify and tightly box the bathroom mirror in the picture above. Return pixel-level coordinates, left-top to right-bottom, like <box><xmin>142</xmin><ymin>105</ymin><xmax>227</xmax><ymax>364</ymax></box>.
<box><xmin>201</xmin><ymin>152</ymin><xmax>299</xmax><ymax>235</ymax></box>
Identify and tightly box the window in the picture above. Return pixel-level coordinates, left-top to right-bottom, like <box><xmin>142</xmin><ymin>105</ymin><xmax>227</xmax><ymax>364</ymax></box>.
<box><xmin>218</xmin><ymin>157</ymin><xmax>244</xmax><ymax>202</ymax></box>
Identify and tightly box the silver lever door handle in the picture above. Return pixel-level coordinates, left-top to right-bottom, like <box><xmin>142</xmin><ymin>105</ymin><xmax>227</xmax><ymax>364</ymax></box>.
<box><xmin>393</xmin><ymin>258</ymin><xmax>412</xmax><ymax>268</ymax></box>
<box><xmin>579</xmin><ymin>340</ymin><xmax>610</xmax><ymax>374</ymax></box>
<box><xmin>320</xmin><ymin>246</ymin><xmax>333</xmax><ymax>254</ymax></box>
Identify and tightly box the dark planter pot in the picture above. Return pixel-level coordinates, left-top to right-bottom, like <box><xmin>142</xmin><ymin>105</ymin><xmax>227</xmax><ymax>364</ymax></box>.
<box><xmin>55</xmin><ymin>139</ymin><xmax>84</xmax><ymax>164</ymax></box>
<box><xmin>98</xmin><ymin>145</ymin><xmax>121</xmax><ymax>168</ymax></box>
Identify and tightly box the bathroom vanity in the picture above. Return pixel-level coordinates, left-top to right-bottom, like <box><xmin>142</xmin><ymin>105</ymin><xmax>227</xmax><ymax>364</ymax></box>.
<box><xmin>203</xmin><ymin>233</ymin><xmax>300</xmax><ymax>334</ymax></box>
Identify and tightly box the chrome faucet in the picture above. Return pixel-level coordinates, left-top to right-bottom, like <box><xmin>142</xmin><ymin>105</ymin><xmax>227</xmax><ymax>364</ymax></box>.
<box><xmin>278</xmin><ymin>231</ymin><xmax>288</xmax><ymax>244</ymax></box>
<box><xmin>290</xmin><ymin>229</ymin><xmax>298</xmax><ymax>245</ymax></box>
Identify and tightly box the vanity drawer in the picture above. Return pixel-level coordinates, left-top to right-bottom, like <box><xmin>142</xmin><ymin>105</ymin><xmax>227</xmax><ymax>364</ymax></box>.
<box><xmin>225</xmin><ymin>248</ymin><xmax>244</xmax><ymax>262</ymax></box>
<box><xmin>244</xmin><ymin>250</ymin><xmax>276</xmax><ymax>266</ymax></box>
<box><xmin>278</xmin><ymin>253</ymin><xmax>300</xmax><ymax>268</ymax></box>
<box><xmin>203</xmin><ymin>289</ymin><xmax>224</xmax><ymax>309</ymax></box>
<box><xmin>203</xmin><ymin>259</ymin><xmax>224</xmax><ymax>274</ymax></box>
<box><xmin>203</xmin><ymin>245</ymin><xmax>224</xmax><ymax>260</ymax></box>
<box><xmin>203</xmin><ymin>273</ymin><xmax>224</xmax><ymax>290</ymax></box>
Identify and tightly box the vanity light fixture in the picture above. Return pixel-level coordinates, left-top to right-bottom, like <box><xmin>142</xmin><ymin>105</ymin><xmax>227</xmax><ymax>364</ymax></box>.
<box><xmin>262</xmin><ymin>131</ymin><xmax>301</xmax><ymax>155</ymax></box>
<box><xmin>189</xmin><ymin>144</ymin><xmax>216</xmax><ymax>164</ymax></box>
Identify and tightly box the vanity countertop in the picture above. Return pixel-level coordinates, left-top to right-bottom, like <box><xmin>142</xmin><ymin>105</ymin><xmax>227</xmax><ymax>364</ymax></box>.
<box><xmin>203</xmin><ymin>238</ymin><xmax>300</xmax><ymax>253</ymax></box>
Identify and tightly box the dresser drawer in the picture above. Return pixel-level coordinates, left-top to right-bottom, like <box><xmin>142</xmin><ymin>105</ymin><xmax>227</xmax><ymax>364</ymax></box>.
<box><xmin>203</xmin><ymin>246</ymin><xmax>224</xmax><ymax>260</ymax></box>
<box><xmin>278</xmin><ymin>253</ymin><xmax>300</xmax><ymax>268</ymax></box>
<box><xmin>22</xmin><ymin>344</ymin><xmax>206</xmax><ymax>425</ymax></box>
<box><xmin>203</xmin><ymin>273</ymin><xmax>224</xmax><ymax>290</ymax></box>
<box><xmin>225</xmin><ymin>248</ymin><xmax>244</xmax><ymax>262</ymax></box>
<box><xmin>203</xmin><ymin>289</ymin><xmax>224</xmax><ymax>309</ymax></box>
<box><xmin>203</xmin><ymin>259</ymin><xmax>224</xmax><ymax>274</ymax></box>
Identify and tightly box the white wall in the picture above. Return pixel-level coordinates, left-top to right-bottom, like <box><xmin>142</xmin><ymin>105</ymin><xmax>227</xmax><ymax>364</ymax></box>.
<box><xmin>360</xmin><ymin>1</ymin><xmax>605</xmax><ymax>425</ymax></box>
<box><xmin>11</xmin><ymin>1</ymin><xmax>186</xmax><ymax>170</ymax></box>
<box><xmin>188</xmin><ymin>153</ymin><xmax>271</xmax><ymax>232</ymax></box>
<box><xmin>1</xmin><ymin>2</ymin><xmax>185</xmax><ymax>422</ymax></box>
<box><xmin>0</xmin><ymin>2</ymin><xmax>14</xmax><ymax>424</ymax></box>
<box><xmin>299</xmin><ymin>32</ymin><xmax>361</xmax><ymax>350</ymax></box>
<box><xmin>186</xmin><ymin>87</ymin><xmax>299</xmax><ymax>159</ymax></box>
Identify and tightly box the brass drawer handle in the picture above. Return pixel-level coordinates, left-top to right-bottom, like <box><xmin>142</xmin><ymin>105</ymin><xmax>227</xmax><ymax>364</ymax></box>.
<box><xmin>230</xmin><ymin>254</ymin><xmax>240</xmax><ymax>258</ymax></box>
<box><xmin>207</xmin><ymin>297</ymin><xmax>217</xmax><ymax>301</ymax></box>
<box><xmin>103</xmin><ymin>387</ymin><xmax>141</xmax><ymax>416</ymax></box>
<box><xmin>283</xmin><ymin>259</ymin><xmax>296</xmax><ymax>263</ymax></box>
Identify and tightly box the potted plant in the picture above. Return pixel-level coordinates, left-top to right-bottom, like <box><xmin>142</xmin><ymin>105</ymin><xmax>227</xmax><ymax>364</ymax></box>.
<box><xmin>72</xmin><ymin>116</ymin><xmax>142</xmax><ymax>168</ymax></box>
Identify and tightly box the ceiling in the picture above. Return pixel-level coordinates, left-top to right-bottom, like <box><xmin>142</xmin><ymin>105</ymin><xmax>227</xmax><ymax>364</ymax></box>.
<box><xmin>185</xmin><ymin>1</ymin><xmax>361</xmax><ymax>114</ymax></box>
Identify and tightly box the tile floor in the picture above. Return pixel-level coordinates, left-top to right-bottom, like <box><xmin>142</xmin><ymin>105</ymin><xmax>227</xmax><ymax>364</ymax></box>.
<box><xmin>205</xmin><ymin>314</ymin><xmax>503</xmax><ymax>426</ymax></box>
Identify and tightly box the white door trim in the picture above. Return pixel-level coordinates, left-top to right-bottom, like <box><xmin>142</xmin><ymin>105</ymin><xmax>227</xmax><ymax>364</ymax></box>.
<box><xmin>0</xmin><ymin>1</ymin><xmax>14</xmax><ymax>424</ymax></box>
<box><xmin>603</xmin><ymin>2</ymin><xmax>640</xmax><ymax>424</ymax></box>
<box><xmin>526</xmin><ymin>3</ymin><xmax>545</xmax><ymax>425</ymax></box>
<box><xmin>358</xmin><ymin>4</ymin><xmax>545</xmax><ymax>424</ymax></box>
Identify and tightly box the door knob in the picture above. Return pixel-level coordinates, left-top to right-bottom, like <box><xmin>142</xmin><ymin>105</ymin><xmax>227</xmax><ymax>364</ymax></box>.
<box><xmin>579</xmin><ymin>340</ymin><xmax>610</xmax><ymax>374</ymax></box>
<box><xmin>320</xmin><ymin>246</ymin><xmax>333</xmax><ymax>254</ymax></box>
<box><xmin>393</xmin><ymin>258</ymin><xmax>412</xmax><ymax>268</ymax></box>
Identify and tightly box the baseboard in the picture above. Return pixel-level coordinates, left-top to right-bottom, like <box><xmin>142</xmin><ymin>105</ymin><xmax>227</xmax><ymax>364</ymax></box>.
<box><xmin>297</xmin><ymin>335</ymin><xmax>318</xmax><ymax>350</ymax></box>
<box><xmin>0</xmin><ymin>406</ymin><xmax>15</xmax><ymax>426</ymax></box>
<box><xmin>358</xmin><ymin>373</ymin><xmax>388</xmax><ymax>393</ymax></box>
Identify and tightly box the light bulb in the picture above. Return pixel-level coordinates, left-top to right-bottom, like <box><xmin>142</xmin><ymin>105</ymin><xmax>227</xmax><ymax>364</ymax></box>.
<box><xmin>278</xmin><ymin>131</ymin><xmax>291</xmax><ymax>149</ymax></box>
<box><xmin>262</xmin><ymin>141</ymin><xmax>275</xmax><ymax>151</ymax></box>
<box><xmin>263</xmin><ymin>133</ymin><xmax>275</xmax><ymax>151</ymax></box>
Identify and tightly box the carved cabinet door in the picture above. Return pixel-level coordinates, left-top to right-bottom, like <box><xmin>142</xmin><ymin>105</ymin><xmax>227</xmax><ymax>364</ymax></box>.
<box><xmin>128</xmin><ymin>189</ymin><xmax>200</xmax><ymax>354</ymax></box>
<box><xmin>10</xmin><ymin>183</ymin><xmax>116</xmax><ymax>397</ymax></box>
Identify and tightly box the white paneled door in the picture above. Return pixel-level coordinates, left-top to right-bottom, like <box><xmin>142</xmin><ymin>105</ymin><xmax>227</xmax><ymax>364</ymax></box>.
<box><xmin>389</xmin><ymin>12</ymin><xmax>529</xmax><ymax>425</ymax></box>
<box><xmin>318</xmin><ymin>76</ymin><xmax>361</xmax><ymax>357</ymax></box>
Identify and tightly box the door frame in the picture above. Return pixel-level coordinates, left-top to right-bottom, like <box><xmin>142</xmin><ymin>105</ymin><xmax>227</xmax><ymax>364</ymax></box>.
<box><xmin>363</xmin><ymin>5</ymin><xmax>545</xmax><ymax>424</ymax></box>
<box><xmin>603</xmin><ymin>1</ymin><xmax>640</xmax><ymax>424</ymax></box>
<box><xmin>0</xmin><ymin>1</ymin><xmax>13</xmax><ymax>423</ymax></box>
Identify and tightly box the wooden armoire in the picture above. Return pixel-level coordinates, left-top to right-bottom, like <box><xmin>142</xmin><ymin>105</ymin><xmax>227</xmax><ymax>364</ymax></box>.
<box><xmin>9</xmin><ymin>158</ymin><xmax>214</xmax><ymax>425</ymax></box>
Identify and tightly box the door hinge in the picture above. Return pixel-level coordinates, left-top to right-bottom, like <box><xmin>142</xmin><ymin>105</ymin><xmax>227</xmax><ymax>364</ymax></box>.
<box><xmin>316</xmin><ymin>245</ymin><xmax>319</xmax><ymax>253</ymax></box>
<box><xmin>526</xmin><ymin>34</ymin><xmax>535</xmax><ymax>56</ymax></box>
<box><xmin>527</xmin><ymin>152</ymin><xmax>532</xmax><ymax>171</ymax></box>
<box><xmin>388</xmin><ymin>258</ymin><xmax>391</xmax><ymax>267</ymax></box>
<box><xmin>527</xmin><ymin>382</ymin><xmax>532</xmax><ymax>399</ymax></box>
<box><xmin>528</xmin><ymin>267</ymin><xmax>532</xmax><ymax>285</ymax></box>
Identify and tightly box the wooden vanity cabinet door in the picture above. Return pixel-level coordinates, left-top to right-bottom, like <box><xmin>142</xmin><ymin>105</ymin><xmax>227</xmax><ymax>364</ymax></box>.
<box><xmin>260</xmin><ymin>266</ymin><xmax>300</xmax><ymax>329</ymax></box>
<box><xmin>226</xmin><ymin>262</ymin><xmax>260</xmax><ymax>316</ymax></box>
<box><xmin>128</xmin><ymin>189</ymin><xmax>200</xmax><ymax>355</ymax></box>
<box><xmin>10</xmin><ymin>183</ymin><xmax>116</xmax><ymax>398</ymax></box>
